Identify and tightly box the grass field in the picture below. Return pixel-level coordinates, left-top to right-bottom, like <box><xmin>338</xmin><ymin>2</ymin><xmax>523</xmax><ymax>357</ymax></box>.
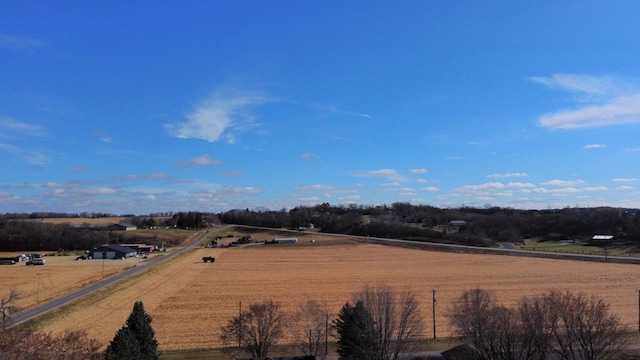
<box><xmin>4</xmin><ymin>229</ymin><xmax>634</xmax><ymax>354</ymax></box>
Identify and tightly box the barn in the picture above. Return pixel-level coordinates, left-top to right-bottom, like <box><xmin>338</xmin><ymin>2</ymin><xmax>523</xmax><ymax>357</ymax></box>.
<box><xmin>90</xmin><ymin>244</ymin><xmax>137</xmax><ymax>259</ymax></box>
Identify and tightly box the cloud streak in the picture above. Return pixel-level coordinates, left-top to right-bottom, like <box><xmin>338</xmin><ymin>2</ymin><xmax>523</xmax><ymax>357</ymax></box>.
<box><xmin>533</xmin><ymin>74</ymin><xmax>640</xmax><ymax>130</ymax></box>
<box><xmin>177</xmin><ymin>154</ymin><xmax>222</xmax><ymax>167</ymax></box>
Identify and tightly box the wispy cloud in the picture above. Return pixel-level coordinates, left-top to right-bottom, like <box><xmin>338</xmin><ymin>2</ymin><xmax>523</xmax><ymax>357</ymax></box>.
<box><xmin>92</xmin><ymin>130</ymin><xmax>112</xmax><ymax>143</ymax></box>
<box><xmin>487</xmin><ymin>172</ymin><xmax>528</xmax><ymax>178</ymax></box>
<box><xmin>295</xmin><ymin>184</ymin><xmax>336</xmax><ymax>191</ymax></box>
<box><xmin>0</xmin><ymin>34</ymin><xmax>48</xmax><ymax>53</ymax></box>
<box><xmin>540</xmin><ymin>179</ymin><xmax>586</xmax><ymax>187</ymax></box>
<box><xmin>533</xmin><ymin>74</ymin><xmax>640</xmax><ymax>130</ymax></box>
<box><xmin>317</xmin><ymin>105</ymin><xmax>372</xmax><ymax>119</ymax></box>
<box><xmin>361</xmin><ymin>168</ymin><xmax>404</xmax><ymax>180</ymax></box>
<box><xmin>0</xmin><ymin>118</ymin><xmax>47</xmax><ymax>137</ymax></box>
<box><xmin>612</xmin><ymin>178</ymin><xmax>637</xmax><ymax>182</ymax></box>
<box><xmin>176</xmin><ymin>154</ymin><xmax>222</xmax><ymax>167</ymax></box>
<box><xmin>529</xmin><ymin>74</ymin><xmax>625</xmax><ymax>96</ymax></box>
<box><xmin>113</xmin><ymin>173</ymin><xmax>171</xmax><ymax>182</ymax></box>
<box><xmin>410</xmin><ymin>168</ymin><xmax>427</xmax><ymax>174</ymax></box>
<box><xmin>68</xmin><ymin>167</ymin><xmax>91</xmax><ymax>173</ymax></box>
<box><xmin>165</xmin><ymin>88</ymin><xmax>268</xmax><ymax>143</ymax></box>
<box><xmin>583</xmin><ymin>144</ymin><xmax>606</xmax><ymax>149</ymax></box>
<box><xmin>421</xmin><ymin>186</ymin><xmax>439</xmax><ymax>192</ymax></box>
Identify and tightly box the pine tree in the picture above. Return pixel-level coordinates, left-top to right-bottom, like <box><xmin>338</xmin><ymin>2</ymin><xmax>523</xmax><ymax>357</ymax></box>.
<box><xmin>333</xmin><ymin>300</ymin><xmax>378</xmax><ymax>360</ymax></box>
<box><xmin>104</xmin><ymin>301</ymin><xmax>158</xmax><ymax>360</ymax></box>
<box><xmin>105</xmin><ymin>327</ymin><xmax>141</xmax><ymax>360</ymax></box>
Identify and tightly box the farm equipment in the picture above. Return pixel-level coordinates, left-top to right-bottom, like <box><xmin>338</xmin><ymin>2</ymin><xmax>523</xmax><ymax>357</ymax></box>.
<box><xmin>202</xmin><ymin>256</ymin><xmax>215</xmax><ymax>263</ymax></box>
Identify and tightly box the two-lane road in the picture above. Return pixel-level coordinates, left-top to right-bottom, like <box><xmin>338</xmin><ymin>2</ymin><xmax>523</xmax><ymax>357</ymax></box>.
<box><xmin>8</xmin><ymin>230</ymin><xmax>211</xmax><ymax>328</ymax></box>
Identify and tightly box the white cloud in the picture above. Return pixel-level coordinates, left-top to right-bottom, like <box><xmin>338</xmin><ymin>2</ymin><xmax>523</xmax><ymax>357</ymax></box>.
<box><xmin>295</xmin><ymin>184</ymin><xmax>336</xmax><ymax>191</ymax></box>
<box><xmin>539</xmin><ymin>95</ymin><xmax>640</xmax><ymax>129</ymax></box>
<box><xmin>166</xmin><ymin>89</ymin><xmax>267</xmax><ymax>143</ymax></box>
<box><xmin>529</xmin><ymin>74</ymin><xmax>624</xmax><ymax>96</ymax></box>
<box><xmin>612</xmin><ymin>178</ymin><xmax>637</xmax><ymax>182</ymax></box>
<box><xmin>359</xmin><ymin>168</ymin><xmax>405</xmax><ymax>181</ymax></box>
<box><xmin>541</xmin><ymin>179</ymin><xmax>586</xmax><ymax>187</ymax></box>
<box><xmin>300</xmin><ymin>152</ymin><xmax>318</xmax><ymax>160</ymax></box>
<box><xmin>421</xmin><ymin>186</ymin><xmax>439</xmax><ymax>192</ymax></box>
<box><xmin>533</xmin><ymin>74</ymin><xmax>640</xmax><ymax>130</ymax></box>
<box><xmin>410</xmin><ymin>168</ymin><xmax>427</xmax><ymax>174</ymax></box>
<box><xmin>455</xmin><ymin>182</ymin><xmax>505</xmax><ymax>192</ymax></box>
<box><xmin>506</xmin><ymin>182</ymin><xmax>536</xmax><ymax>189</ymax></box>
<box><xmin>583</xmin><ymin>144</ymin><xmax>606</xmax><ymax>149</ymax></box>
<box><xmin>177</xmin><ymin>154</ymin><xmax>222</xmax><ymax>167</ymax></box>
<box><xmin>487</xmin><ymin>172</ymin><xmax>528</xmax><ymax>178</ymax></box>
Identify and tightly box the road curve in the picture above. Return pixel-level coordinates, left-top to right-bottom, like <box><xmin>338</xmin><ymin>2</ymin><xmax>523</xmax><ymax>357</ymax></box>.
<box><xmin>8</xmin><ymin>230</ymin><xmax>211</xmax><ymax>328</ymax></box>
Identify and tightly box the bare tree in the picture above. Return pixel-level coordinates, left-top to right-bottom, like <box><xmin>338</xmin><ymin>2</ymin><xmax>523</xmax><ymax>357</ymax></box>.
<box><xmin>449</xmin><ymin>289</ymin><xmax>628</xmax><ymax>360</ymax></box>
<box><xmin>1</xmin><ymin>289</ymin><xmax>19</xmax><ymax>330</ymax></box>
<box><xmin>288</xmin><ymin>300</ymin><xmax>329</xmax><ymax>356</ymax></box>
<box><xmin>543</xmin><ymin>290</ymin><xmax>627</xmax><ymax>360</ymax></box>
<box><xmin>518</xmin><ymin>294</ymin><xmax>554</xmax><ymax>360</ymax></box>
<box><xmin>0</xmin><ymin>327</ymin><xmax>101</xmax><ymax>360</ymax></box>
<box><xmin>220</xmin><ymin>300</ymin><xmax>284</xmax><ymax>357</ymax></box>
<box><xmin>448</xmin><ymin>288</ymin><xmax>520</xmax><ymax>360</ymax></box>
<box><xmin>353</xmin><ymin>284</ymin><xmax>425</xmax><ymax>360</ymax></box>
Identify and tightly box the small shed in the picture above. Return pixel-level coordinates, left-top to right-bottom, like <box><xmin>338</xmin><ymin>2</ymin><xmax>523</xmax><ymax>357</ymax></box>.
<box><xmin>90</xmin><ymin>244</ymin><xmax>137</xmax><ymax>259</ymax></box>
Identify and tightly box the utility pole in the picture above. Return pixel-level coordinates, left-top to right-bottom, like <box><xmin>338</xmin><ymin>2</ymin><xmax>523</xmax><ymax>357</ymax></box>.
<box><xmin>37</xmin><ymin>273</ymin><xmax>41</xmax><ymax>304</ymax></box>
<box><xmin>239</xmin><ymin>301</ymin><xmax>242</xmax><ymax>348</ymax></box>
<box><xmin>432</xmin><ymin>289</ymin><xmax>437</xmax><ymax>339</ymax></box>
<box><xmin>325</xmin><ymin>312</ymin><xmax>329</xmax><ymax>356</ymax></box>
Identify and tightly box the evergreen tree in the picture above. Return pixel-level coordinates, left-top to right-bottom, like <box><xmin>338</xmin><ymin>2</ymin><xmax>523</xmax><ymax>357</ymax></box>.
<box><xmin>105</xmin><ymin>327</ymin><xmax>141</xmax><ymax>360</ymax></box>
<box><xmin>333</xmin><ymin>300</ymin><xmax>378</xmax><ymax>360</ymax></box>
<box><xmin>104</xmin><ymin>301</ymin><xmax>158</xmax><ymax>360</ymax></box>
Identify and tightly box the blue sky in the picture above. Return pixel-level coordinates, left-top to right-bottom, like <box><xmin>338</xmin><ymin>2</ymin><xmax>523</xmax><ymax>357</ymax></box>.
<box><xmin>2</xmin><ymin>1</ymin><xmax>640</xmax><ymax>214</ymax></box>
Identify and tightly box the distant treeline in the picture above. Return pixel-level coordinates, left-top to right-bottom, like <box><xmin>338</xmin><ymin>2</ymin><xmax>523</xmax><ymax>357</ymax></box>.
<box><xmin>2</xmin><ymin>204</ymin><xmax>640</xmax><ymax>251</ymax></box>
<box><xmin>0</xmin><ymin>211</ymin><xmax>217</xmax><ymax>252</ymax></box>
<box><xmin>218</xmin><ymin>203</ymin><xmax>640</xmax><ymax>245</ymax></box>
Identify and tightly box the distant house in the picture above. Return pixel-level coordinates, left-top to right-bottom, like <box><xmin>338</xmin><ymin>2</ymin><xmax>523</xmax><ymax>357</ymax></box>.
<box><xmin>90</xmin><ymin>244</ymin><xmax>137</xmax><ymax>259</ymax></box>
<box><xmin>445</xmin><ymin>220</ymin><xmax>467</xmax><ymax>234</ymax></box>
<box><xmin>448</xmin><ymin>220</ymin><xmax>467</xmax><ymax>228</ymax></box>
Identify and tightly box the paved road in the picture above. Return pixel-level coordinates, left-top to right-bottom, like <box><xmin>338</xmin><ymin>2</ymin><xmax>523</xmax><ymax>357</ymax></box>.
<box><xmin>7</xmin><ymin>230</ymin><xmax>210</xmax><ymax>328</ymax></box>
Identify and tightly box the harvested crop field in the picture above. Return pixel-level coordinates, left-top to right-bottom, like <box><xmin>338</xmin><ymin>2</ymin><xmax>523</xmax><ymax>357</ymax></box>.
<box><xmin>0</xmin><ymin>253</ymin><xmax>142</xmax><ymax>309</ymax></box>
<box><xmin>31</xmin><ymin>239</ymin><xmax>640</xmax><ymax>351</ymax></box>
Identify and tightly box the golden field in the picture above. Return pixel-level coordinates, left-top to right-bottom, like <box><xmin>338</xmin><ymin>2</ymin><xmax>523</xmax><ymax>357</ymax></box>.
<box><xmin>3</xmin><ymin>232</ymin><xmax>634</xmax><ymax>352</ymax></box>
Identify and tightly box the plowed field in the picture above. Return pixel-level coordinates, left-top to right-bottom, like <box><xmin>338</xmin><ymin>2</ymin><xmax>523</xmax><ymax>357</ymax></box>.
<box><xmin>25</xmin><ymin>241</ymin><xmax>640</xmax><ymax>351</ymax></box>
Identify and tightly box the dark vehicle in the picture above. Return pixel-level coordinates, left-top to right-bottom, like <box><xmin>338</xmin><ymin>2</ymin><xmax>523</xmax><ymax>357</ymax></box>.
<box><xmin>202</xmin><ymin>256</ymin><xmax>215</xmax><ymax>263</ymax></box>
<box><xmin>26</xmin><ymin>258</ymin><xmax>45</xmax><ymax>265</ymax></box>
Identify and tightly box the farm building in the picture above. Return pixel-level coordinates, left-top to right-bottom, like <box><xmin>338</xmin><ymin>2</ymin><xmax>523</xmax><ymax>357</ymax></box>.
<box><xmin>118</xmin><ymin>243</ymin><xmax>156</xmax><ymax>254</ymax></box>
<box><xmin>273</xmin><ymin>238</ymin><xmax>298</xmax><ymax>243</ymax></box>
<box><xmin>69</xmin><ymin>223</ymin><xmax>137</xmax><ymax>231</ymax></box>
<box><xmin>90</xmin><ymin>244</ymin><xmax>137</xmax><ymax>259</ymax></box>
<box><xmin>590</xmin><ymin>235</ymin><xmax>614</xmax><ymax>245</ymax></box>
<box><xmin>107</xmin><ymin>223</ymin><xmax>137</xmax><ymax>231</ymax></box>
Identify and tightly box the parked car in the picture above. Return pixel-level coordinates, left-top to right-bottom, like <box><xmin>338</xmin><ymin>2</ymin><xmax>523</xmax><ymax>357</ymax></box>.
<box><xmin>26</xmin><ymin>258</ymin><xmax>45</xmax><ymax>265</ymax></box>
